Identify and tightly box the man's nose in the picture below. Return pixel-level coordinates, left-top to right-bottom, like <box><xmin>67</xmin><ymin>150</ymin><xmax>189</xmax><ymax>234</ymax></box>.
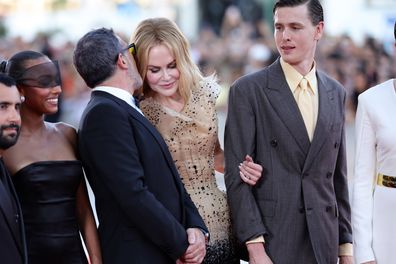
<box><xmin>282</xmin><ymin>29</ymin><xmax>291</xmax><ymax>41</ymax></box>
<box><xmin>8</xmin><ymin>107</ymin><xmax>21</xmax><ymax>124</ymax></box>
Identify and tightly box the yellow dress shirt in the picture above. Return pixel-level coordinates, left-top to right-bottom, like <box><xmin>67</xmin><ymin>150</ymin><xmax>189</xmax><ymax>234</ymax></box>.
<box><xmin>246</xmin><ymin>59</ymin><xmax>352</xmax><ymax>257</ymax></box>
<box><xmin>280</xmin><ymin>58</ymin><xmax>318</xmax><ymax>140</ymax></box>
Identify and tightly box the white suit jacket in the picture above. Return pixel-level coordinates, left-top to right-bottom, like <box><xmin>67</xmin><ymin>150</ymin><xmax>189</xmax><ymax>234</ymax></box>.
<box><xmin>352</xmin><ymin>79</ymin><xmax>396</xmax><ymax>263</ymax></box>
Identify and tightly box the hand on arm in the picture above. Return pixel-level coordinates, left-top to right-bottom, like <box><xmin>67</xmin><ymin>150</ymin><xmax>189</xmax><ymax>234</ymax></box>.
<box><xmin>239</xmin><ymin>155</ymin><xmax>263</xmax><ymax>186</ymax></box>
<box><xmin>247</xmin><ymin>242</ymin><xmax>273</xmax><ymax>264</ymax></box>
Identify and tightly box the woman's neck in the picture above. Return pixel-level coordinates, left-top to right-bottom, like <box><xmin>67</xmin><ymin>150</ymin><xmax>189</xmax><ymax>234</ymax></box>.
<box><xmin>20</xmin><ymin>108</ymin><xmax>47</xmax><ymax>137</ymax></box>
<box><xmin>154</xmin><ymin>93</ymin><xmax>185</xmax><ymax>112</ymax></box>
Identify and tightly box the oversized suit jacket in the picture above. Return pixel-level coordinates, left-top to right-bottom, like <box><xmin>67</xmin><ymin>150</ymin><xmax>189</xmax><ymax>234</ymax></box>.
<box><xmin>0</xmin><ymin>160</ymin><xmax>27</xmax><ymax>264</ymax></box>
<box><xmin>78</xmin><ymin>91</ymin><xmax>207</xmax><ymax>264</ymax></box>
<box><xmin>224</xmin><ymin>59</ymin><xmax>352</xmax><ymax>264</ymax></box>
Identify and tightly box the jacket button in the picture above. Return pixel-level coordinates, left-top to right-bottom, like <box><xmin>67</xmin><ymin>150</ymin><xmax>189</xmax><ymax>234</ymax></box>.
<box><xmin>299</xmin><ymin>207</ymin><xmax>304</xmax><ymax>213</ymax></box>
<box><xmin>303</xmin><ymin>172</ymin><xmax>309</xmax><ymax>177</ymax></box>
<box><xmin>334</xmin><ymin>142</ymin><xmax>338</xmax><ymax>148</ymax></box>
<box><xmin>326</xmin><ymin>172</ymin><xmax>332</xmax><ymax>178</ymax></box>
<box><xmin>326</xmin><ymin>206</ymin><xmax>332</xmax><ymax>212</ymax></box>
<box><xmin>270</xmin><ymin>139</ymin><xmax>278</xmax><ymax>147</ymax></box>
<box><xmin>15</xmin><ymin>213</ymin><xmax>19</xmax><ymax>222</ymax></box>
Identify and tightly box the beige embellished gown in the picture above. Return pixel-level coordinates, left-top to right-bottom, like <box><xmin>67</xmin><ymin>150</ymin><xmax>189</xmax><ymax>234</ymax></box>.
<box><xmin>140</xmin><ymin>79</ymin><xmax>238</xmax><ymax>263</ymax></box>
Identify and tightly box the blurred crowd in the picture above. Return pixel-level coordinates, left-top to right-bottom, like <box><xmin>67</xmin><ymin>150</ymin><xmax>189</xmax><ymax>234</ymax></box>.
<box><xmin>191</xmin><ymin>5</ymin><xmax>396</xmax><ymax>123</ymax></box>
<box><xmin>1</xmin><ymin>5</ymin><xmax>395</xmax><ymax>127</ymax></box>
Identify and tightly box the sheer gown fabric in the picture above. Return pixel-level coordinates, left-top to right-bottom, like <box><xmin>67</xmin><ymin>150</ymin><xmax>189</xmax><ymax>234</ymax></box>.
<box><xmin>140</xmin><ymin>79</ymin><xmax>238</xmax><ymax>263</ymax></box>
<box><xmin>13</xmin><ymin>160</ymin><xmax>88</xmax><ymax>264</ymax></box>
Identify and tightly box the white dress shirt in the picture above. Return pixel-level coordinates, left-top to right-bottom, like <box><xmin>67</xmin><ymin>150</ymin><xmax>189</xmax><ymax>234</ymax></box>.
<box><xmin>93</xmin><ymin>86</ymin><xmax>143</xmax><ymax>115</ymax></box>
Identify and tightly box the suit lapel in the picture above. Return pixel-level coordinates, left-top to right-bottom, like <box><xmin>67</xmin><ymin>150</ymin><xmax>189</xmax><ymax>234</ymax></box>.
<box><xmin>265</xmin><ymin>61</ymin><xmax>336</xmax><ymax>169</ymax></box>
<box><xmin>123</xmin><ymin>99</ymin><xmax>185</xmax><ymax>199</ymax></box>
<box><xmin>0</xmin><ymin>171</ymin><xmax>23</xmax><ymax>255</ymax></box>
<box><xmin>92</xmin><ymin>92</ymin><xmax>183</xmax><ymax>192</ymax></box>
<box><xmin>0</xmin><ymin>180</ymin><xmax>16</xmax><ymax>230</ymax></box>
<box><xmin>127</xmin><ymin>103</ymin><xmax>179</xmax><ymax>173</ymax></box>
<box><xmin>265</xmin><ymin>60</ymin><xmax>311</xmax><ymax>155</ymax></box>
<box><xmin>304</xmin><ymin>72</ymin><xmax>335</xmax><ymax>169</ymax></box>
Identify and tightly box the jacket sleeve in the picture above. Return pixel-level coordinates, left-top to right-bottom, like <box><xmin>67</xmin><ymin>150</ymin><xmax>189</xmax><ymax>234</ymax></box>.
<box><xmin>333</xmin><ymin>89</ymin><xmax>353</xmax><ymax>247</ymax></box>
<box><xmin>78</xmin><ymin>102</ymin><xmax>189</xmax><ymax>260</ymax></box>
<box><xmin>352</xmin><ymin>94</ymin><xmax>376</xmax><ymax>263</ymax></box>
<box><xmin>224</xmin><ymin>80</ymin><xmax>267</xmax><ymax>243</ymax></box>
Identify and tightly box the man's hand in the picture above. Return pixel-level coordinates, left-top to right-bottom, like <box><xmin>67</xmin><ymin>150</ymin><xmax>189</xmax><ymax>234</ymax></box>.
<box><xmin>247</xmin><ymin>243</ymin><xmax>273</xmax><ymax>264</ymax></box>
<box><xmin>339</xmin><ymin>256</ymin><xmax>354</xmax><ymax>264</ymax></box>
<box><xmin>179</xmin><ymin>228</ymin><xmax>206</xmax><ymax>264</ymax></box>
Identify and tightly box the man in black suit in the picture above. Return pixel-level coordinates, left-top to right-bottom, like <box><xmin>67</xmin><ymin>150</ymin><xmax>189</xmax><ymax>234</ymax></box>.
<box><xmin>74</xmin><ymin>28</ymin><xmax>208</xmax><ymax>264</ymax></box>
<box><xmin>0</xmin><ymin>73</ymin><xmax>27</xmax><ymax>264</ymax></box>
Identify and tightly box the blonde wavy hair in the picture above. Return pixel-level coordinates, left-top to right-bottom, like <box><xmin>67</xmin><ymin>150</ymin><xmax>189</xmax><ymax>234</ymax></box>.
<box><xmin>130</xmin><ymin>17</ymin><xmax>203</xmax><ymax>103</ymax></box>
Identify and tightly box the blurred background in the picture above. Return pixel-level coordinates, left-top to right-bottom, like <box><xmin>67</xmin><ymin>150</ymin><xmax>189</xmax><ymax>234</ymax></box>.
<box><xmin>1</xmin><ymin>1</ymin><xmax>394</xmax><ymax>262</ymax></box>
<box><xmin>1</xmin><ymin>0</ymin><xmax>395</xmax><ymax>215</ymax></box>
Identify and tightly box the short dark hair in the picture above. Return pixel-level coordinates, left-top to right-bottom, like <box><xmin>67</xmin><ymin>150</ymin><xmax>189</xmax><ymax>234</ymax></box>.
<box><xmin>73</xmin><ymin>28</ymin><xmax>123</xmax><ymax>88</ymax></box>
<box><xmin>0</xmin><ymin>51</ymin><xmax>45</xmax><ymax>80</ymax></box>
<box><xmin>273</xmin><ymin>0</ymin><xmax>324</xmax><ymax>25</ymax></box>
<box><xmin>0</xmin><ymin>73</ymin><xmax>16</xmax><ymax>87</ymax></box>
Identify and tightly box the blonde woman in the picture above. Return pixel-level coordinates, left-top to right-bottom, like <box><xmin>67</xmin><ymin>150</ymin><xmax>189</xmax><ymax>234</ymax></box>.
<box><xmin>131</xmin><ymin>18</ymin><xmax>262</xmax><ymax>263</ymax></box>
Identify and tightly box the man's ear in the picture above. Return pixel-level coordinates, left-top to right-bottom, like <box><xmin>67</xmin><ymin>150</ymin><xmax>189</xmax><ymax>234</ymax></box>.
<box><xmin>116</xmin><ymin>53</ymin><xmax>128</xmax><ymax>69</ymax></box>
<box><xmin>314</xmin><ymin>21</ymin><xmax>324</xmax><ymax>41</ymax></box>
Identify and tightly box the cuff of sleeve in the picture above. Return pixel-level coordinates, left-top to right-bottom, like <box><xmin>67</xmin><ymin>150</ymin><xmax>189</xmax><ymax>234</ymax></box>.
<box><xmin>339</xmin><ymin>243</ymin><xmax>353</xmax><ymax>256</ymax></box>
<box><xmin>197</xmin><ymin>227</ymin><xmax>210</xmax><ymax>244</ymax></box>
<box><xmin>245</xmin><ymin>235</ymin><xmax>265</xmax><ymax>245</ymax></box>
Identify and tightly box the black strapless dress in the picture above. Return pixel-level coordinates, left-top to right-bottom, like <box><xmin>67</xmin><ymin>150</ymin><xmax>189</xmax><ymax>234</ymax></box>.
<box><xmin>13</xmin><ymin>160</ymin><xmax>88</xmax><ymax>264</ymax></box>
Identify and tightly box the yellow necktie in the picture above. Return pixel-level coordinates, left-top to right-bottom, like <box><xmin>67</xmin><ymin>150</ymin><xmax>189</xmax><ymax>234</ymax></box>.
<box><xmin>298</xmin><ymin>78</ymin><xmax>314</xmax><ymax>141</ymax></box>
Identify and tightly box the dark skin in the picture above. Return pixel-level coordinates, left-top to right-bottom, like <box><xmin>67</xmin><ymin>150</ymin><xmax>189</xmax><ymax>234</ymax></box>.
<box><xmin>3</xmin><ymin>56</ymin><xmax>102</xmax><ymax>264</ymax></box>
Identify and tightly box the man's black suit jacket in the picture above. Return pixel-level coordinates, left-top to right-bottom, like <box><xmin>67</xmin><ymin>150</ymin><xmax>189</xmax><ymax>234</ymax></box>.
<box><xmin>78</xmin><ymin>90</ymin><xmax>207</xmax><ymax>263</ymax></box>
<box><xmin>0</xmin><ymin>159</ymin><xmax>27</xmax><ymax>264</ymax></box>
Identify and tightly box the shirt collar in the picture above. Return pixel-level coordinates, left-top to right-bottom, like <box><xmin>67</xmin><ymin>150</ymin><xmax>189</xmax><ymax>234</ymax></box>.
<box><xmin>280</xmin><ymin>58</ymin><xmax>317</xmax><ymax>94</ymax></box>
<box><xmin>93</xmin><ymin>86</ymin><xmax>136</xmax><ymax>107</ymax></box>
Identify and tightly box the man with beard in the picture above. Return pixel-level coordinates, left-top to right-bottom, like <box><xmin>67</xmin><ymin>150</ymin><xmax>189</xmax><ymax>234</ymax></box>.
<box><xmin>0</xmin><ymin>73</ymin><xmax>27</xmax><ymax>264</ymax></box>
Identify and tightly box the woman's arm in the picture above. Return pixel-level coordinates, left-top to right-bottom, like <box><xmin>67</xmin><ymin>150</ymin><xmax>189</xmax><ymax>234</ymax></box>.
<box><xmin>239</xmin><ymin>155</ymin><xmax>263</xmax><ymax>186</ymax></box>
<box><xmin>61</xmin><ymin>123</ymin><xmax>102</xmax><ymax>263</ymax></box>
<box><xmin>214</xmin><ymin>139</ymin><xmax>263</xmax><ymax>186</ymax></box>
<box><xmin>214</xmin><ymin>139</ymin><xmax>225</xmax><ymax>173</ymax></box>
<box><xmin>76</xmin><ymin>178</ymin><xmax>102</xmax><ymax>264</ymax></box>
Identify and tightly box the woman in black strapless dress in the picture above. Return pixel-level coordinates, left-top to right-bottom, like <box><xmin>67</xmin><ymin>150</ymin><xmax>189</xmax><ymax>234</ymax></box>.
<box><xmin>2</xmin><ymin>51</ymin><xmax>102</xmax><ymax>264</ymax></box>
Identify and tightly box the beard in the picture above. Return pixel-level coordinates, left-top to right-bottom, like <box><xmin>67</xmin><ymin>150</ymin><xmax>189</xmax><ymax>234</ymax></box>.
<box><xmin>0</xmin><ymin>124</ymin><xmax>21</xmax><ymax>149</ymax></box>
<box><xmin>126</xmin><ymin>59</ymin><xmax>143</xmax><ymax>91</ymax></box>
